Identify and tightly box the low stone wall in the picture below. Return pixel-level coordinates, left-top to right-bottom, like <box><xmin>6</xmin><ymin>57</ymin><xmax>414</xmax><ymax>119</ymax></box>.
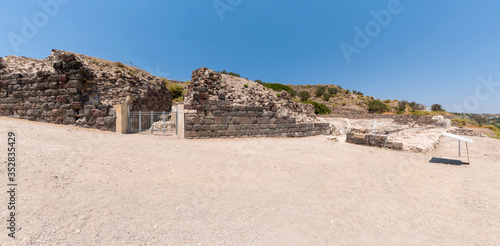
<box><xmin>346</xmin><ymin>132</ymin><xmax>403</xmax><ymax>150</ymax></box>
<box><xmin>184</xmin><ymin>68</ymin><xmax>331</xmax><ymax>139</ymax></box>
<box><xmin>184</xmin><ymin>102</ymin><xmax>330</xmax><ymax>138</ymax></box>
<box><xmin>328</xmin><ymin>113</ymin><xmax>453</xmax><ymax>126</ymax></box>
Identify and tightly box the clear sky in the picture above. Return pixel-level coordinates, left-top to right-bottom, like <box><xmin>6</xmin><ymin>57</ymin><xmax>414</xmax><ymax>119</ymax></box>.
<box><xmin>1</xmin><ymin>0</ymin><xmax>499</xmax><ymax>113</ymax></box>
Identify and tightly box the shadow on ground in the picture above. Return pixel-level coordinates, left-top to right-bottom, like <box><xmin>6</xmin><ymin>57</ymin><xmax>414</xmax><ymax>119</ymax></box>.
<box><xmin>429</xmin><ymin>157</ymin><xmax>469</xmax><ymax>166</ymax></box>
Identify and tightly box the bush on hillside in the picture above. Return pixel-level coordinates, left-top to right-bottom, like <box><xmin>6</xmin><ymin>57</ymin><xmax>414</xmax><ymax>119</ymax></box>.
<box><xmin>485</xmin><ymin>125</ymin><xmax>500</xmax><ymax>139</ymax></box>
<box><xmin>452</xmin><ymin>118</ymin><xmax>467</xmax><ymax>126</ymax></box>
<box><xmin>323</xmin><ymin>93</ymin><xmax>332</xmax><ymax>101</ymax></box>
<box><xmin>315</xmin><ymin>86</ymin><xmax>326</xmax><ymax>97</ymax></box>
<box><xmin>398</xmin><ymin>100</ymin><xmax>409</xmax><ymax>112</ymax></box>
<box><xmin>168</xmin><ymin>84</ymin><xmax>184</xmax><ymax>99</ymax></box>
<box><xmin>263</xmin><ymin>82</ymin><xmax>295</xmax><ymax>95</ymax></box>
<box><xmin>221</xmin><ymin>70</ymin><xmax>241</xmax><ymax>77</ymax></box>
<box><xmin>305</xmin><ymin>100</ymin><xmax>332</xmax><ymax>114</ymax></box>
<box><xmin>328</xmin><ymin>87</ymin><xmax>338</xmax><ymax>95</ymax></box>
<box><xmin>368</xmin><ymin>100</ymin><xmax>389</xmax><ymax>113</ymax></box>
<box><xmin>299</xmin><ymin>91</ymin><xmax>311</xmax><ymax>101</ymax></box>
<box><xmin>410</xmin><ymin>110</ymin><xmax>431</xmax><ymax>116</ymax></box>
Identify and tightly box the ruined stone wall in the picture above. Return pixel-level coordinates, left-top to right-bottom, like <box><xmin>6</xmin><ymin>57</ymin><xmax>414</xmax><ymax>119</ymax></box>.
<box><xmin>184</xmin><ymin>68</ymin><xmax>331</xmax><ymax>139</ymax></box>
<box><xmin>346</xmin><ymin>132</ymin><xmax>403</xmax><ymax>150</ymax></box>
<box><xmin>0</xmin><ymin>50</ymin><xmax>172</xmax><ymax>131</ymax></box>
<box><xmin>328</xmin><ymin>113</ymin><xmax>453</xmax><ymax>126</ymax></box>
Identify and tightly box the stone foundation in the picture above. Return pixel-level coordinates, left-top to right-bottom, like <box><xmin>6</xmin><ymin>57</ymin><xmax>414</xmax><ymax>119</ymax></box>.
<box><xmin>346</xmin><ymin>132</ymin><xmax>403</xmax><ymax>150</ymax></box>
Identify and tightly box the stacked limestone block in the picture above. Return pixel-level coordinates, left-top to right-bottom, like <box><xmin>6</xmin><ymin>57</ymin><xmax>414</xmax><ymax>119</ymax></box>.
<box><xmin>346</xmin><ymin>131</ymin><xmax>404</xmax><ymax>150</ymax></box>
<box><xmin>0</xmin><ymin>50</ymin><xmax>172</xmax><ymax>131</ymax></box>
<box><xmin>184</xmin><ymin>68</ymin><xmax>331</xmax><ymax>139</ymax></box>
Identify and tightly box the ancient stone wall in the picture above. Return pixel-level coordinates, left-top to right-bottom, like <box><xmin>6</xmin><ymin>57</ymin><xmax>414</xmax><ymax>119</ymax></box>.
<box><xmin>328</xmin><ymin>113</ymin><xmax>454</xmax><ymax>126</ymax></box>
<box><xmin>0</xmin><ymin>50</ymin><xmax>172</xmax><ymax>131</ymax></box>
<box><xmin>184</xmin><ymin>68</ymin><xmax>330</xmax><ymax>139</ymax></box>
<box><xmin>346</xmin><ymin>132</ymin><xmax>403</xmax><ymax>150</ymax></box>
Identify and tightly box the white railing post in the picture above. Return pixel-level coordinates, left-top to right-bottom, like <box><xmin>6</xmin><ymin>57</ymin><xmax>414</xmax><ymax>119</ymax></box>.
<box><xmin>151</xmin><ymin>111</ymin><xmax>153</xmax><ymax>135</ymax></box>
<box><xmin>139</xmin><ymin>111</ymin><xmax>142</xmax><ymax>133</ymax></box>
<box><xmin>162</xmin><ymin>111</ymin><xmax>166</xmax><ymax>134</ymax></box>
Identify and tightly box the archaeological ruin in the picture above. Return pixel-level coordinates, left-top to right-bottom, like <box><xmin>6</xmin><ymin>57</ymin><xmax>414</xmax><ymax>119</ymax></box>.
<box><xmin>183</xmin><ymin>68</ymin><xmax>331</xmax><ymax>138</ymax></box>
<box><xmin>0</xmin><ymin>50</ymin><xmax>172</xmax><ymax>131</ymax></box>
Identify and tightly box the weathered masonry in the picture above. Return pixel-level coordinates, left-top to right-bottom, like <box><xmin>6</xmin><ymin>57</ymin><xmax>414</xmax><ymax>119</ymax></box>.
<box><xmin>0</xmin><ymin>50</ymin><xmax>172</xmax><ymax>131</ymax></box>
<box><xmin>183</xmin><ymin>68</ymin><xmax>331</xmax><ymax>139</ymax></box>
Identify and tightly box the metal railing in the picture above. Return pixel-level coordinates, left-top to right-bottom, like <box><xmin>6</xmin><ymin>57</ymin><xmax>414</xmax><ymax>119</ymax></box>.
<box><xmin>127</xmin><ymin>106</ymin><xmax>177</xmax><ymax>135</ymax></box>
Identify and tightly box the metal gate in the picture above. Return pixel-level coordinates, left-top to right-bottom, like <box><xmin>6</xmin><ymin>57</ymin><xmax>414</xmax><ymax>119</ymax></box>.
<box><xmin>128</xmin><ymin>106</ymin><xmax>178</xmax><ymax>135</ymax></box>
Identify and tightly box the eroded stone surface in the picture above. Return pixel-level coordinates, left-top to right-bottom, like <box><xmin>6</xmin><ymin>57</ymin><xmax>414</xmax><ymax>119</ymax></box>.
<box><xmin>0</xmin><ymin>50</ymin><xmax>172</xmax><ymax>131</ymax></box>
<box><xmin>183</xmin><ymin>68</ymin><xmax>331</xmax><ymax>138</ymax></box>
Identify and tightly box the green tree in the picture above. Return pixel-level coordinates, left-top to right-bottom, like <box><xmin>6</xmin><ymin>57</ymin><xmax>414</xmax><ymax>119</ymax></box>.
<box><xmin>431</xmin><ymin>104</ymin><xmax>444</xmax><ymax>111</ymax></box>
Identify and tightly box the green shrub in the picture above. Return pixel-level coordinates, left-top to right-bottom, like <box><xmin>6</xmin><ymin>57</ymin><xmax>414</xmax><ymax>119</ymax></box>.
<box><xmin>243</xmin><ymin>84</ymin><xmax>248</xmax><ymax>88</ymax></box>
<box><xmin>255</xmin><ymin>79</ymin><xmax>264</xmax><ymax>85</ymax></box>
<box><xmin>315</xmin><ymin>86</ymin><xmax>326</xmax><ymax>97</ymax></box>
<box><xmin>276</xmin><ymin>93</ymin><xmax>281</xmax><ymax>98</ymax></box>
<box><xmin>398</xmin><ymin>100</ymin><xmax>409</xmax><ymax>112</ymax></box>
<box><xmin>342</xmin><ymin>101</ymin><xmax>347</xmax><ymax>106</ymax></box>
<box><xmin>383</xmin><ymin>99</ymin><xmax>391</xmax><ymax>103</ymax></box>
<box><xmin>356</xmin><ymin>91</ymin><xmax>364</xmax><ymax>96</ymax></box>
<box><xmin>168</xmin><ymin>84</ymin><xmax>184</xmax><ymax>99</ymax></box>
<box><xmin>323</xmin><ymin>93</ymin><xmax>331</xmax><ymax>101</ymax></box>
<box><xmin>114</xmin><ymin>61</ymin><xmax>125</xmax><ymax>68</ymax></box>
<box><xmin>345</xmin><ymin>90</ymin><xmax>351</xmax><ymax>94</ymax></box>
<box><xmin>305</xmin><ymin>100</ymin><xmax>331</xmax><ymax>114</ymax></box>
<box><xmin>368</xmin><ymin>100</ymin><xmax>389</xmax><ymax>113</ymax></box>
<box><xmin>411</xmin><ymin>110</ymin><xmax>431</xmax><ymax>116</ymax></box>
<box><xmin>221</xmin><ymin>70</ymin><xmax>241</xmax><ymax>77</ymax></box>
<box><xmin>485</xmin><ymin>125</ymin><xmax>500</xmax><ymax>139</ymax></box>
<box><xmin>263</xmin><ymin>82</ymin><xmax>294</xmax><ymax>95</ymax></box>
<box><xmin>299</xmin><ymin>91</ymin><xmax>311</xmax><ymax>101</ymax></box>
<box><xmin>452</xmin><ymin>118</ymin><xmax>467</xmax><ymax>126</ymax></box>
<box><xmin>328</xmin><ymin>87</ymin><xmax>338</xmax><ymax>95</ymax></box>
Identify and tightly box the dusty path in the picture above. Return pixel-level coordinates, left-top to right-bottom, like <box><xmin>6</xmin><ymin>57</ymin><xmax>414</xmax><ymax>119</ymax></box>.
<box><xmin>1</xmin><ymin>117</ymin><xmax>500</xmax><ymax>245</ymax></box>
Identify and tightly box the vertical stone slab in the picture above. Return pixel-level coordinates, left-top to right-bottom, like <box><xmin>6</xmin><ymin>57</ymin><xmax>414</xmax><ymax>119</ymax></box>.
<box><xmin>115</xmin><ymin>102</ymin><xmax>129</xmax><ymax>134</ymax></box>
<box><xmin>177</xmin><ymin>104</ymin><xmax>185</xmax><ymax>139</ymax></box>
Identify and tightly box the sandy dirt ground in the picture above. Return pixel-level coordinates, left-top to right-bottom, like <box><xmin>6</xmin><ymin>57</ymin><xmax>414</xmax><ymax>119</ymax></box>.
<box><xmin>1</xmin><ymin>117</ymin><xmax>500</xmax><ymax>245</ymax></box>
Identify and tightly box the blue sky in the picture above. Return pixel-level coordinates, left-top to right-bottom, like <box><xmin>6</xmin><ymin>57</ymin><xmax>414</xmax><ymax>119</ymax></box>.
<box><xmin>1</xmin><ymin>0</ymin><xmax>500</xmax><ymax>113</ymax></box>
